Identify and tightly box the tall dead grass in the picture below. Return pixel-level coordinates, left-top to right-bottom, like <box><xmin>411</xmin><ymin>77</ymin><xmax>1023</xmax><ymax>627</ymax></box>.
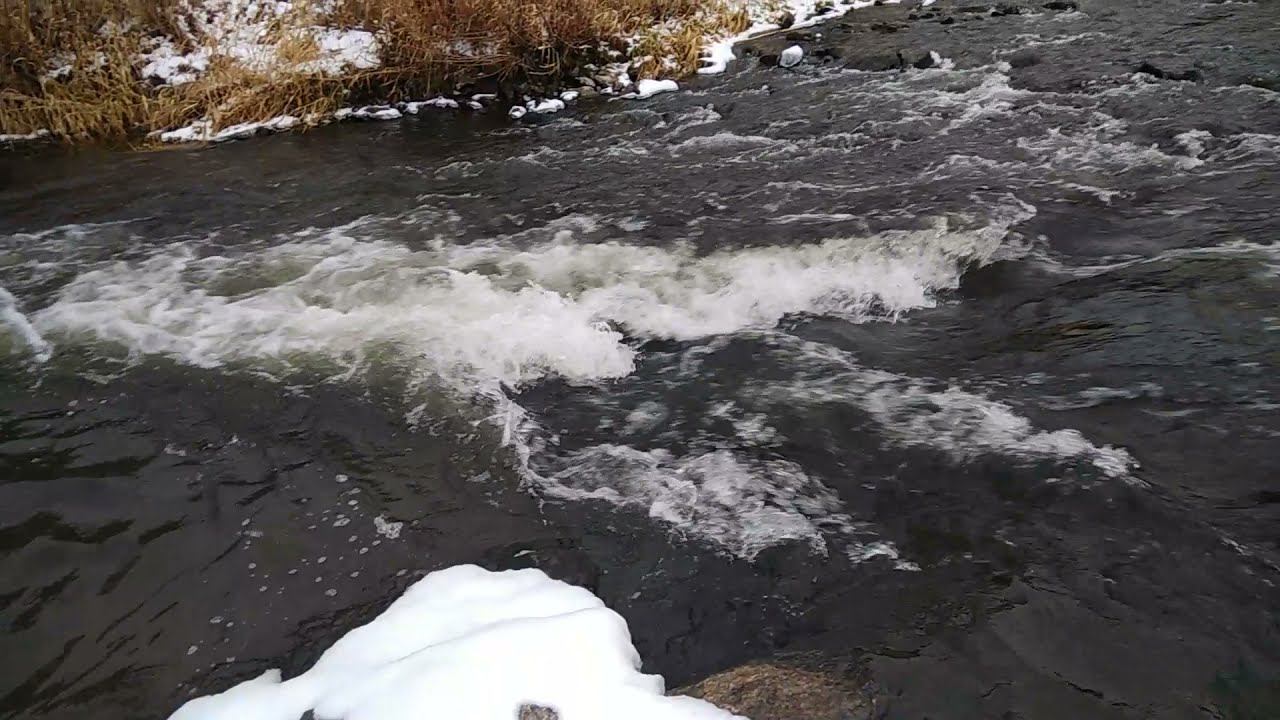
<box><xmin>1</xmin><ymin>0</ymin><xmax>747</xmax><ymax>144</ymax></box>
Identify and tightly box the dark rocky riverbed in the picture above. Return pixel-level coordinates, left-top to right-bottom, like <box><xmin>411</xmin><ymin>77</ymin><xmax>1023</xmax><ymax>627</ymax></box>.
<box><xmin>2</xmin><ymin>1</ymin><xmax>1279</xmax><ymax>718</ymax></box>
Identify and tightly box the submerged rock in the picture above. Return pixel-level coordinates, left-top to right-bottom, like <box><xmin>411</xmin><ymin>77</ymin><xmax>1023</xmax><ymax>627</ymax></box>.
<box><xmin>677</xmin><ymin>663</ymin><xmax>885</xmax><ymax>720</ymax></box>
<box><xmin>1136</xmin><ymin>61</ymin><xmax>1203</xmax><ymax>82</ymax></box>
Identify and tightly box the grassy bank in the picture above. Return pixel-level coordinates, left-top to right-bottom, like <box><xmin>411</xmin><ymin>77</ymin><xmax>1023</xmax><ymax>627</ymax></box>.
<box><xmin>0</xmin><ymin>0</ymin><xmax>750</xmax><ymax>144</ymax></box>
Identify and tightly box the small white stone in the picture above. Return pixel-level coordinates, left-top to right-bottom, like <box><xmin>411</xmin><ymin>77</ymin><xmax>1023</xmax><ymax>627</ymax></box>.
<box><xmin>780</xmin><ymin>45</ymin><xmax>804</xmax><ymax>68</ymax></box>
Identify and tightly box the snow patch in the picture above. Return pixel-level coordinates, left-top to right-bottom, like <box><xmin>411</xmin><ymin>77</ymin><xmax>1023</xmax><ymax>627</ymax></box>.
<box><xmin>169</xmin><ymin>565</ymin><xmax>741</xmax><ymax>720</ymax></box>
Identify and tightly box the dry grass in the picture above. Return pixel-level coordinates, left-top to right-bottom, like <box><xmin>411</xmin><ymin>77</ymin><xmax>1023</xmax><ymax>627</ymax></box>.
<box><xmin>1</xmin><ymin>0</ymin><xmax>749</xmax><ymax>144</ymax></box>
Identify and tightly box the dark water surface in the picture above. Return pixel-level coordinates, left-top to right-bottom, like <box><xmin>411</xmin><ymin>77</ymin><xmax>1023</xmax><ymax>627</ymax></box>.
<box><xmin>2</xmin><ymin>1</ymin><xmax>1279</xmax><ymax>718</ymax></box>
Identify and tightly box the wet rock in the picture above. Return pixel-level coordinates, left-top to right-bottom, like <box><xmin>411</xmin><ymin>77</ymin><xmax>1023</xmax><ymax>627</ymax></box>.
<box><xmin>842</xmin><ymin>52</ymin><xmax>908</xmax><ymax>72</ymax></box>
<box><xmin>1241</xmin><ymin>73</ymin><xmax>1279</xmax><ymax>91</ymax></box>
<box><xmin>775</xmin><ymin>10</ymin><xmax>796</xmax><ymax>28</ymax></box>
<box><xmin>940</xmin><ymin>16</ymin><xmax>956</xmax><ymax>24</ymax></box>
<box><xmin>786</xmin><ymin>30</ymin><xmax>818</xmax><ymax>41</ymax></box>
<box><xmin>1135</xmin><ymin>61</ymin><xmax>1202</xmax><ymax>82</ymax></box>
<box><xmin>912</xmin><ymin>51</ymin><xmax>939</xmax><ymax>69</ymax></box>
<box><xmin>1008</xmin><ymin>48</ymin><xmax>1042</xmax><ymax>68</ymax></box>
<box><xmin>517</xmin><ymin>704</ymin><xmax>558</xmax><ymax>720</ymax></box>
<box><xmin>992</xmin><ymin>3</ymin><xmax>1027</xmax><ymax>16</ymax></box>
<box><xmin>870</xmin><ymin>22</ymin><xmax>902</xmax><ymax>33</ymax></box>
<box><xmin>1043</xmin><ymin>0</ymin><xmax>1078</xmax><ymax>9</ymax></box>
<box><xmin>814</xmin><ymin>0</ymin><xmax>836</xmax><ymax>15</ymax></box>
<box><xmin>678</xmin><ymin>663</ymin><xmax>884</xmax><ymax>720</ymax></box>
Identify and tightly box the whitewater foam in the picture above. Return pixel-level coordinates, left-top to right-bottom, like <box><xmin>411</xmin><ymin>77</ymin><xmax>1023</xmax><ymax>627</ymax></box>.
<box><xmin>0</xmin><ymin>287</ymin><xmax>52</xmax><ymax>362</ymax></box>
<box><xmin>34</xmin><ymin>211</ymin><xmax>1018</xmax><ymax>389</ymax></box>
<box><xmin>533</xmin><ymin>445</ymin><xmax>888</xmax><ymax>562</ymax></box>
<box><xmin>28</xmin><ymin>205</ymin><xmax>1029</xmax><ymax>561</ymax></box>
<box><xmin>762</xmin><ymin>339</ymin><xmax>1139</xmax><ymax>482</ymax></box>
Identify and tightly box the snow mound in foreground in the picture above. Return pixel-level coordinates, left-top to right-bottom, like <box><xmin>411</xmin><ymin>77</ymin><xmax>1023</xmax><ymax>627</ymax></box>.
<box><xmin>169</xmin><ymin>565</ymin><xmax>741</xmax><ymax>720</ymax></box>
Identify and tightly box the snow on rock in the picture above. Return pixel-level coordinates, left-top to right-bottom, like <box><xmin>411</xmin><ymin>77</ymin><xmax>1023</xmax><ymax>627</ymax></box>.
<box><xmin>159</xmin><ymin>115</ymin><xmax>299</xmax><ymax>143</ymax></box>
<box><xmin>335</xmin><ymin>106</ymin><xmax>402</xmax><ymax>121</ymax></box>
<box><xmin>403</xmin><ymin>97</ymin><xmax>459</xmax><ymax>113</ymax></box>
<box><xmin>779</xmin><ymin>45</ymin><xmax>804</xmax><ymax>68</ymax></box>
<box><xmin>626</xmin><ymin>79</ymin><xmax>679</xmax><ymax>100</ymax></box>
<box><xmin>530</xmin><ymin>98</ymin><xmax>567</xmax><ymax>114</ymax></box>
<box><xmin>168</xmin><ymin>565</ymin><xmax>741</xmax><ymax>720</ymax></box>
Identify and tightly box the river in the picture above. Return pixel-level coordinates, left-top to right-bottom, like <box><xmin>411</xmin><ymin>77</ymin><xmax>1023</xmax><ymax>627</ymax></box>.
<box><xmin>2</xmin><ymin>0</ymin><xmax>1279</xmax><ymax>718</ymax></box>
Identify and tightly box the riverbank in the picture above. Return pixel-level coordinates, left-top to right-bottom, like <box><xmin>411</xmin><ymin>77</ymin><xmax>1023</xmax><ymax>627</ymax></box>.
<box><xmin>1</xmin><ymin>0</ymin><xmax>883</xmax><ymax>145</ymax></box>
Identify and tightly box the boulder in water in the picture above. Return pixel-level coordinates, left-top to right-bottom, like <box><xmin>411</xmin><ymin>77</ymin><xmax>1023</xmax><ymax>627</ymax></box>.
<box><xmin>780</xmin><ymin>45</ymin><xmax>805</xmax><ymax>68</ymax></box>
<box><xmin>677</xmin><ymin>663</ymin><xmax>885</xmax><ymax>720</ymax></box>
<box><xmin>1136</xmin><ymin>61</ymin><xmax>1202</xmax><ymax>82</ymax></box>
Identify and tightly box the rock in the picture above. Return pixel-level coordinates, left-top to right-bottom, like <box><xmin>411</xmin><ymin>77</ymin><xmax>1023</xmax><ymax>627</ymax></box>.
<box><xmin>779</xmin><ymin>45</ymin><xmax>805</xmax><ymax>68</ymax></box>
<box><xmin>940</xmin><ymin>16</ymin><xmax>956</xmax><ymax>24</ymax></box>
<box><xmin>814</xmin><ymin>0</ymin><xmax>835</xmax><ymax>14</ymax></box>
<box><xmin>992</xmin><ymin>3</ymin><xmax>1026</xmax><ymax>15</ymax></box>
<box><xmin>1043</xmin><ymin>0</ymin><xmax>1078</xmax><ymax>9</ymax></box>
<box><xmin>1135</xmin><ymin>61</ymin><xmax>1202</xmax><ymax>82</ymax></box>
<box><xmin>758</xmin><ymin>53</ymin><xmax>780</xmax><ymax>67</ymax></box>
<box><xmin>775</xmin><ymin>10</ymin><xmax>795</xmax><ymax>28</ymax></box>
<box><xmin>575</xmin><ymin>76</ymin><xmax>595</xmax><ymax>88</ymax></box>
<box><xmin>912</xmin><ymin>51</ymin><xmax>940</xmax><ymax>69</ymax></box>
<box><xmin>870</xmin><ymin>22</ymin><xmax>902</xmax><ymax>33</ymax></box>
<box><xmin>576</xmin><ymin>86</ymin><xmax>599</xmax><ymax>98</ymax></box>
<box><xmin>677</xmin><ymin>663</ymin><xmax>884</xmax><ymax>720</ymax></box>
<box><xmin>1242</xmin><ymin>74</ymin><xmax>1279</xmax><ymax>91</ymax></box>
<box><xmin>842</xmin><ymin>52</ymin><xmax>907</xmax><ymax>72</ymax></box>
<box><xmin>786</xmin><ymin>30</ymin><xmax>817</xmax><ymax>41</ymax></box>
<box><xmin>516</xmin><ymin>704</ymin><xmax>558</xmax><ymax>720</ymax></box>
<box><xmin>1008</xmin><ymin>48</ymin><xmax>1042</xmax><ymax>68</ymax></box>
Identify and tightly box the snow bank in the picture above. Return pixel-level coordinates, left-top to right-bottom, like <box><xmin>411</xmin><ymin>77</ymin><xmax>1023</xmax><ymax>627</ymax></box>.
<box><xmin>169</xmin><ymin>565</ymin><xmax>740</xmax><ymax>720</ymax></box>
<box><xmin>139</xmin><ymin>0</ymin><xmax>380</xmax><ymax>87</ymax></box>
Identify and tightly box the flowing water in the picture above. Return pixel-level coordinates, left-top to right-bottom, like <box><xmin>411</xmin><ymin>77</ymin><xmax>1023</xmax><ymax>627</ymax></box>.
<box><xmin>2</xmin><ymin>0</ymin><xmax>1279</xmax><ymax>718</ymax></box>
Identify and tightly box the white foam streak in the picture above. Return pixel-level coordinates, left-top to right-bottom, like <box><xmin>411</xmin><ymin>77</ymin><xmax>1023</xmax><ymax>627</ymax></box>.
<box><xmin>769</xmin><ymin>340</ymin><xmax>1139</xmax><ymax>482</ymax></box>
<box><xmin>0</xmin><ymin>287</ymin><xmax>52</xmax><ymax>362</ymax></box>
<box><xmin>35</xmin><ymin>213</ymin><xmax>1010</xmax><ymax>389</ymax></box>
<box><xmin>537</xmin><ymin>445</ymin><xmax>876</xmax><ymax>561</ymax></box>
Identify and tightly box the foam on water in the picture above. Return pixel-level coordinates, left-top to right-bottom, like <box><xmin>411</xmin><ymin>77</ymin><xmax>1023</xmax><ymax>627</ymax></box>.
<box><xmin>0</xmin><ymin>286</ymin><xmax>52</xmax><ymax>362</ymax></box>
<box><xmin>534</xmin><ymin>444</ymin><xmax>889</xmax><ymax>563</ymax></box>
<box><xmin>23</xmin><ymin>205</ymin><xmax>1031</xmax><ymax>561</ymax></box>
<box><xmin>33</xmin><ymin>211</ymin><xmax>1014</xmax><ymax>388</ymax></box>
<box><xmin>762</xmin><ymin>339</ymin><xmax>1139</xmax><ymax>482</ymax></box>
